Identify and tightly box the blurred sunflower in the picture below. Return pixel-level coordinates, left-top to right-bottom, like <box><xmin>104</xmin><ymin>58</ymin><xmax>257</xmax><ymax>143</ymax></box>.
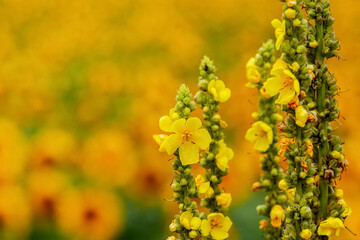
<box><xmin>57</xmin><ymin>188</ymin><xmax>123</xmax><ymax>240</ymax></box>
<box><xmin>28</xmin><ymin>169</ymin><xmax>70</xmax><ymax>219</ymax></box>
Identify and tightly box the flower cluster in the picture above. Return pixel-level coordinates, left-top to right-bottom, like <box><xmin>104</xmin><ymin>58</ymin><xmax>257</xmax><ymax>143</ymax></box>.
<box><xmin>194</xmin><ymin>56</ymin><xmax>233</xmax><ymax>239</ymax></box>
<box><xmin>155</xmin><ymin>84</ymin><xmax>207</xmax><ymax>239</ymax></box>
<box><xmin>156</xmin><ymin>57</ymin><xmax>233</xmax><ymax>240</ymax></box>
<box><xmin>245</xmin><ymin>40</ymin><xmax>287</xmax><ymax>239</ymax></box>
<box><xmin>255</xmin><ymin>0</ymin><xmax>351</xmax><ymax>239</ymax></box>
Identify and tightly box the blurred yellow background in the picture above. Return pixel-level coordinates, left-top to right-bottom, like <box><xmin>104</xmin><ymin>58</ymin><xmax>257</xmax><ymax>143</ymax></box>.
<box><xmin>0</xmin><ymin>0</ymin><xmax>358</xmax><ymax>239</ymax></box>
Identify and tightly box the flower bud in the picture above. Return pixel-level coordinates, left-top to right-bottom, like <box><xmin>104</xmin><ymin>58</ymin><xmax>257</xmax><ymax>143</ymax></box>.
<box><xmin>300</xmin><ymin>206</ymin><xmax>312</xmax><ymax>218</ymax></box>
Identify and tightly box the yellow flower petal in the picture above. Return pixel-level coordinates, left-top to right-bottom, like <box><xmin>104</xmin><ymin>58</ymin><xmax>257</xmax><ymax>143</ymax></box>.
<box><xmin>284</xmin><ymin>69</ymin><xmax>296</xmax><ymax>80</ymax></box>
<box><xmin>201</xmin><ymin>219</ymin><xmax>211</xmax><ymax>236</ymax></box>
<box><xmin>272</xmin><ymin>59</ymin><xmax>288</xmax><ymax>70</ymax></box>
<box><xmin>264</xmin><ymin>76</ymin><xmax>283</xmax><ymax>97</ymax></box>
<box><xmin>222</xmin><ymin>216</ymin><xmax>233</xmax><ymax>232</ymax></box>
<box><xmin>211</xmin><ymin>229</ymin><xmax>229</xmax><ymax>240</ymax></box>
<box><xmin>179</xmin><ymin>141</ymin><xmax>199</xmax><ymax>165</ymax></box>
<box><xmin>255</xmin><ymin>136</ymin><xmax>271</xmax><ymax>152</ymax></box>
<box><xmin>295</xmin><ymin>106</ymin><xmax>308</xmax><ymax>127</ymax></box>
<box><xmin>180</xmin><ymin>211</ymin><xmax>193</xmax><ymax>230</ymax></box>
<box><xmin>218</xmin><ymin>88</ymin><xmax>231</xmax><ymax>102</ymax></box>
<box><xmin>185</xmin><ymin>117</ymin><xmax>202</xmax><ymax>132</ymax></box>
<box><xmin>208</xmin><ymin>80</ymin><xmax>231</xmax><ymax>102</ymax></box>
<box><xmin>159</xmin><ymin>116</ymin><xmax>173</xmax><ymax>132</ymax></box>
<box><xmin>271</xmin><ymin>19</ymin><xmax>283</xmax><ymax>29</ymax></box>
<box><xmin>294</xmin><ymin>79</ymin><xmax>300</xmax><ymax>95</ymax></box>
<box><xmin>165</xmin><ymin>133</ymin><xmax>182</xmax><ymax>155</ymax></box>
<box><xmin>190</xmin><ymin>217</ymin><xmax>201</xmax><ymax>230</ymax></box>
<box><xmin>276</xmin><ymin>86</ymin><xmax>296</xmax><ymax>104</ymax></box>
<box><xmin>245</xmin><ymin>127</ymin><xmax>258</xmax><ymax>142</ymax></box>
<box><xmin>170</xmin><ymin>118</ymin><xmax>186</xmax><ymax>133</ymax></box>
<box><xmin>275</xmin><ymin>34</ymin><xmax>284</xmax><ymax>50</ymax></box>
<box><xmin>216</xmin><ymin>155</ymin><xmax>229</xmax><ymax>171</ymax></box>
<box><xmin>245</xmin><ymin>82</ymin><xmax>257</xmax><ymax>88</ymax></box>
<box><xmin>153</xmin><ymin>134</ymin><xmax>168</xmax><ymax>152</ymax></box>
<box><xmin>192</xmin><ymin>129</ymin><xmax>211</xmax><ymax>150</ymax></box>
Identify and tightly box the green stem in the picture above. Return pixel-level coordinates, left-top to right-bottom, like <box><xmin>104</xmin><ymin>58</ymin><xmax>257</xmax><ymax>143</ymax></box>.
<box><xmin>315</xmin><ymin>19</ymin><xmax>329</xmax><ymax>220</ymax></box>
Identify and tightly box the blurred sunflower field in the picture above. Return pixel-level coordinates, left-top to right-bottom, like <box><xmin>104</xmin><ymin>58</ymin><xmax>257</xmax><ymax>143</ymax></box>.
<box><xmin>0</xmin><ymin>0</ymin><xmax>359</xmax><ymax>239</ymax></box>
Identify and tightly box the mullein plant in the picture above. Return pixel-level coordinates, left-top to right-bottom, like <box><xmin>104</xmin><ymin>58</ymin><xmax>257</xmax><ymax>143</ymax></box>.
<box><xmin>303</xmin><ymin>0</ymin><xmax>352</xmax><ymax>238</ymax></box>
<box><xmin>154</xmin><ymin>84</ymin><xmax>211</xmax><ymax>240</ymax></box>
<box><xmin>194</xmin><ymin>56</ymin><xmax>233</xmax><ymax>240</ymax></box>
<box><xmin>254</xmin><ymin>0</ymin><xmax>351</xmax><ymax>239</ymax></box>
<box><xmin>245</xmin><ymin>39</ymin><xmax>288</xmax><ymax>239</ymax></box>
<box><xmin>154</xmin><ymin>58</ymin><xmax>233</xmax><ymax>240</ymax></box>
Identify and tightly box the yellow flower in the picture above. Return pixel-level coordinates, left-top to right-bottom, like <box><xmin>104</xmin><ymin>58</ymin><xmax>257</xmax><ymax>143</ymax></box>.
<box><xmin>28</xmin><ymin>169</ymin><xmax>69</xmax><ymax>218</ymax></box>
<box><xmin>57</xmin><ymin>189</ymin><xmax>122</xmax><ymax>240</ymax></box>
<box><xmin>164</xmin><ymin>117</ymin><xmax>212</xmax><ymax>165</ymax></box>
<box><xmin>271</xmin><ymin>19</ymin><xmax>286</xmax><ymax>50</ymax></box>
<box><xmin>246</xmin><ymin>57</ymin><xmax>261</xmax><ymax>85</ymax></box>
<box><xmin>278</xmin><ymin>179</ymin><xmax>289</xmax><ymax>191</ymax></box>
<box><xmin>216</xmin><ymin>193</ymin><xmax>232</xmax><ymax>208</ymax></box>
<box><xmin>318</xmin><ymin>217</ymin><xmax>345</xmax><ymax>239</ymax></box>
<box><xmin>300</xmin><ymin>229</ymin><xmax>312</xmax><ymax>239</ymax></box>
<box><xmin>198</xmin><ymin>181</ymin><xmax>215</xmax><ymax>198</ymax></box>
<box><xmin>195</xmin><ymin>174</ymin><xmax>206</xmax><ymax>188</ymax></box>
<box><xmin>208</xmin><ymin>80</ymin><xmax>231</xmax><ymax>102</ymax></box>
<box><xmin>292</xmin><ymin>62</ymin><xmax>300</xmax><ymax>72</ymax></box>
<box><xmin>285</xmin><ymin>9</ymin><xmax>296</xmax><ymax>19</ymax></box>
<box><xmin>309</xmin><ymin>40</ymin><xmax>319</xmax><ymax>48</ymax></box>
<box><xmin>167</xmin><ymin>237</ymin><xmax>176</xmax><ymax>240</ymax></box>
<box><xmin>270</xmin><ymin>205</ymin><xmax>285</xmax><ymax>228</ymax></box>
<box><xmin>201</xmin><ymin>213</ymin><xmax>232</xmax><ymax>240</ymax></box>
<box><xmin>180</xmin><ymin>211</ymin><xmax>201</xmax><ymax>230</ymax></box>
<box><xmin>159</xmin><ymin>108</ymin><xmax>179</xmax><ymax>132</ymax></box>
<box><xmin>285</xmin><ymin>188</ymin><xmax>296</xmax><ymax>200</ymax></box>
<box><xmin>153</xmin><ymin>134</ymin><xmax>168</xmax><ymax>152</ymax></box>
<box><xmin>295</xmin><ymin>106</ymin><xmax>308</xmax><ymax>127</ymax></box>
<box><xmin>264</xmin><ymin>59</ymin><xmax>300</xmax><ymax>104</ymax></box>
<box><xmin>215</xmin><ymin>140</ymin><xmax>234</xmax><ymax>171</ymax></box>
<box><xmin>245</xmin><ymin>121</ymin><xmax>273</xmax><ymax>152</ymax></box>
<box><xmin>338</xmin><ymin>199</ymin><xmax>352</xmax><ymax>218</ymax></box>
<box><xmin>335</xmin><ymin>189</ymin><xmax>344</xmax><ymax>199</ymax></box>
<box><xmin>293</xmin><ymin>19</ymin><xmax>301</xmax><ymax>27</ymax></box>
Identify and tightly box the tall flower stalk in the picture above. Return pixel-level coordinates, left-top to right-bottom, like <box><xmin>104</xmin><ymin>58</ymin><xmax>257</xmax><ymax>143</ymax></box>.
<box><xmin>259</xmin><ymin>0</ymin><xmax>351</xmax><ymax>239</ymax></box>
<box><xmin>194</xmin><ymin>56</ymin><xmax>233</xmax><ymax>239</ymax></box>
<box><xmin>245</xmin><ymin>39</ymin><xmax>287</xmax><ymax>239</ymax></box>
<box><xmin>265</xmin><ymin>1</ymin><xmax>320</xmax><ymax>239</ymax></box>
<box><xmin>303</xmin><ymin>0</ymin><xmax>351</xmax><ymax>238</ymax></box>
<box><xmin>154</xmin><ymin>84</ymin><xmax>212</xmax><ymax>240</ymax></box>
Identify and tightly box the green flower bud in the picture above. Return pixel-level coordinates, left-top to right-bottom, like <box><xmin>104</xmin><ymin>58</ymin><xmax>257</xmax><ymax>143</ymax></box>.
<box><xmin>171</xmin><ymin>182</ymin><xmax>182</xmax><ymax>192</ymax></box>
<box><xmin>180</xmin><ymin>178</ymin><xmax>188</xmax><ymax>186</ymax></box>
<box><xmin>198</xmin><ymin>80</ymin><xmax>209</xmax><ymax>91</ymax></box>
<box><xmin>300</xmin><ymin>206</ymin><xmax>312</xmax><ymax>218</ymax></box>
